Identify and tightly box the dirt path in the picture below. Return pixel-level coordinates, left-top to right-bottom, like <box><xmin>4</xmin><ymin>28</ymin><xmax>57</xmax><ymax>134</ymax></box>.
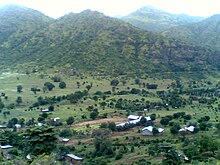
<box><xmin>73</xmin><ymin>117</ymin><xmax>127</xmax><ymax>127</ymax></box>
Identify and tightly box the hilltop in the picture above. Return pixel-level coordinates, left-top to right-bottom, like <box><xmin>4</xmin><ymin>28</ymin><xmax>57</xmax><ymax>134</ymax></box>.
<box><xmin>162</xmin><ymin>14</ymin><xmax>220</xmax><ymax>51</ymax></box>
<box><xmin>121</xmin><ymin>6</ymin><xmax>204</xmax><ymax>32</ymax></box>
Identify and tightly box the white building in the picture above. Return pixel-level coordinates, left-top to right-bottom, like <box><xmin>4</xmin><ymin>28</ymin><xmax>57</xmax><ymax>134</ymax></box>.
<box><xmin>142</xmin><ymin>126</ymin><xmax>164</xmax><ymax>136</ymax></box>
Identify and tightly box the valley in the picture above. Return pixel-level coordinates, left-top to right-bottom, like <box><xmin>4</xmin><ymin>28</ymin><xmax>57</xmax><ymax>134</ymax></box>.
<box><xmin>0</xmin><ymin>4</ymin><xmax>220</xmax><ymax>165</ymax></box>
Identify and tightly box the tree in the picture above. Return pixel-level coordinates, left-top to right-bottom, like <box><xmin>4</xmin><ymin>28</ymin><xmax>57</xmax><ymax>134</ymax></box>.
<box><xmin>23</xmin><ymin>126</ymin><xmax>58</xmax><ymax>156</ymax></box>
<box><xmin>162</xmin><ymin>149</ymin><xmax>181</xmax><ymax>165</ymax></box>
<box><xmin>48</xmin><ymin>105</ymin><xmax>54</xmax><ymax>111</ymax></box>
<box><xmin>92</xmin><ymin>129</ymin><xmax>114</xmax><ymax>157</ymax></box>
<box><xmin>52</xmin><ymin>76</ymin><xmax>62</xmax><ymax>82</ymax></box>
<box><xmin>183</xmin><ymin>114</ymin><xmax>192</xmax><ymax>120</ymax></box>
<box><xmin>160</xmin><ymin>117</ymin><xmax>170</xmax><ymax>126</ymax></box>
<box><xmin>86</xmin><ymin>85</ymin><xmax>92</xmax><ymax>91</ymax></box>
<box><xmin>44</xmin><ymin>82</ymin><xmax>55</xmax><ymax>91</ymax></box>
<box><xmin>134</xmin><ymin>79</ymin><xmax>141</xmax><ymax>85</ymax></box>
<box><xmin>108</xmin><ymin>122</ymin><xmax>116</xmax><ymax>131</ymax></box>
<box><xmin>90</xmin><ymin>110</ymin><xmax>99</xmax><ymax>120</ymax></box>
<box><xmin>66</xmin><ymin>116</ymin><xmax>74</xmax><ymax>126</ymax></box>
<box><xmin>59</xmin><ymin>81</ymin><xmax>66</xmax><ymax>89</ymax></box>
<box><xmin>170</xmin><ymin>123</ymin><xmax>181</xmax><ymax>135</ymax></box>
<box><xmin>0</xmin><ymin>101</ymin><xmax>4</xmax><ymax>110</ymax></box>
<box><xmin>110</xmin><ymin>79</ymin><xmax>119</xmax><ymax>86</ymax></box>
<box><xmin>152</xmin><ymin>127</ymin><xmax>159</xmax><ymax>135</ymax></box>
<box><xmin>16</xmin><ymin>96</ymin><xmax>23</xmax><ymax>105</ymax></box>
<box><xmin>17</xmin><ymin>85</ymin><xmax>23</xmax><ymax>93</ymax></box>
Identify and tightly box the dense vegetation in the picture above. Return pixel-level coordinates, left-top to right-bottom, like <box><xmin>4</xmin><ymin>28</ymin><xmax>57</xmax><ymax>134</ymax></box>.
<box><xmin>162</xmin><ymin>14</ymin><xmax>220</xmax><ymax>51</ymax></box>
<box><xmin>0</xmin><ymin>5</ymin><xmax>220</xmax><ymax>75</ymax></box>
<box><xmin>0</xmin><ymin>71</ymin><xmax>220</xmax><ymax>164</ymax></box>
<box><xmin>1</xmin><ymin>4</ymin><xmax>220</xmax><ymax>165</ymax></box>
<box><xmin>121</xmin><ymin>6</ymin><xmax>204</xmax><ymax>32</ymax></box>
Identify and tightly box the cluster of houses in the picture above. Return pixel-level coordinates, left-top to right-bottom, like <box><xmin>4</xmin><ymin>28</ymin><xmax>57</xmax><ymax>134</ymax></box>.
<box><xmin>116</xmin><ymin>114</ymin><xmax>196</xmax><ymax>135</ymax></box>
<box><xmin>116</xmin><ymin>114</ymin><xmax>165</xmax><ymax>135</ymax></box>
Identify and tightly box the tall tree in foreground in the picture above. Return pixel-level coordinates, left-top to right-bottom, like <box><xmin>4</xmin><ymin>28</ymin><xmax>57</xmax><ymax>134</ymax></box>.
<box><xmin>92</xmin><ymin>129</ymin><xmax>114</xmax><ymax>157</ymax></box>
<box><xmin>23</xmin><ymin>126</ymin><xmax>58</xmax><ymax>157</ymax></box>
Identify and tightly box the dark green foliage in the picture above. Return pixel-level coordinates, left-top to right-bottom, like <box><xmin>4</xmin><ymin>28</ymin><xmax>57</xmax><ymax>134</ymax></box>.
<box><xmin>150</xmin><ymin>114</ymin><xmax>156</xmax><ymax>121</ymax></box>
<box><xmin>59</xmin><ymin>81</ymin><xmax>66</xmax><ymax>89</ymax></box>
<box><xmin>92</xmin><ymin>129</ymin><xmax>114</xmax><ymax>157</ymax></box>
<box><xmin>90</xmin><ymin>109</ymin><xmax>99</xmax><ymax>120</ymax></box>
<box><xmin>0</xmin><ymin>100</ymin><xmax>4</xmax><ymax>109</ymax></box>
<box><xmin>152</xmin><ymin>127</ymin><xmax>159</xmax><ymax>135</ymax></box>
<box><xmin>160</xmin><ymin>117</ymin><xmax>170</xmax><ymax>126</ymax></box>
<box><xmin>130</xmin><ymin>88</ymin><xmax>141</xmax><ymax>94</ymax></box>
<box><xmin>48</xmin><ymin>105</ymin><xmax>54</xmax><ymax>111</ymax></box>
<box><xmin>23</xmin><ymin>126</ymin><xmax>58</xmax><ymax>156</ymax></box>
<box><xmin>86</xmin><ymin>85</ymin><xmax>92</xmax><ymax>91</ymax></box>
<box><xmin>162</xmin><ymin>149</ymin><xmax>182</xmax><ymax>165</ymax></box>
<box><xmin>170</xmin><ymin>123</ymin><xmax>181</xmax><ymax>135</ymax></box>
<box><xmin>0</xmin><ymin>7</ymin><xmax>217</xmax><ymax>74</ymax></box>
<box><xmin>66</xmin><ymin>116</ymin><xmax>74</xmax><ymax>125</ymax></box>
<box><xmin>163</xmin><ymin>15</ymin><xmax>220</xmax><ymax>51</ymax></box>
<box><xmin>16</xmin><ymin>96</ymin><xmax>22</xmax><ymax>104</ymax></box>
<box><xmin>7</xmin><ymin>117</ymin><xmax>18</xmax><ymax>128</ymax></box>
<box><xmin>108</xmin><ymin>122</ymin><xmax>116</xmax><ymax>131</ymax></box>
<box><xmin>31</xmin><ymin>87</ymin><xmax>40</xmax><ymax>94</ymax></box>
<box><xmin>110</xmin><ymin>79</ymin><xmax>119</xmax><ymax>86</ymax></box>
<box><xmin>51</xmin><ymin>76</ymin><xmax>62</xmax><ymax>82</ymax></box>
<box><xmin>17</xmin><ymin>85</ymin><xmax>23</xmax><ymax>93</ymax></box>
<box><xmin>121</xmin><ymin>6</ymin><xmax>204</xmax><ymax>32</ymax></box>
<box><xmin>59</xmin><ymin>128</ymin><xmax>73</xmax><ymax>137</ymax></box>
<box><xmin>146</xmin><ymin>84</ymin><xmax>158</xmax><ymax>89</ymax></box>
<box><xmin>183</xmin><ymin>114</ymin><xmax>192</xmax><ymax>120</ymax></box>
<box><xmin>44</xmin><ymin>82</ymin><xmax>55</xmax><ymax>91</ymax></box>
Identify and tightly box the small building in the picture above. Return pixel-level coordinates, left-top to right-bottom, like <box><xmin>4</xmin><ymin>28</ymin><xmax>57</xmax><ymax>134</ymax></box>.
<box><xmin>53</xmin><ymin>117</ymin><xmax>60</xmax><ymax>122</ymax></box>
<box><xmin>1</xmin><ymin>145</ymin><xmax>13</xmax><ymax>149</ymax></box>
<box><xmin>179</xmin><ymin>126</ymin><xmax>195</xmax><ymax>133</ymax></box>
<box><xmin>0</xmin><ymin>125</ymin><xmax>7</xmax><ymax>129</ymax></box>
<box><xmin>66</xmin><ymin>154</ymin><xmax>83</xmax><ymax>164</ymax></box>
<box><xmin>128</xmin><ymin>115</ymin><xmax>140</xmax><ymax>120</ymax></box>
<box><xmin>142</xmin><ymin>126</ymin><xmax>164</xmax><ymax>136</ymax></box>
<box><xmin>15</xmin><ymin>124</ymin><xmax>21</xmax><ymax>129</ymax></box>
<box><xmin>116</xmin><ymin>119</ymin><xmax>141</xmax><ymax>127</ymax></box>
<box><xmin>61</xmin><ymin>138</ymin><xmax>70</xmax><ymax>143</ymax></box>
<box><xmin>41</xmin><ymin>109</ymin><xmax>49</xmax><ymax>112</ymax></box>
<box><xmin>145</xmin><ymin>116</ymin><xmax>151</xmax><ymax>121</ymax></box>
<box><xmin>185</xmin><ymin>126</ymin><xmax>195</xmax><ymax>133</ymax></box>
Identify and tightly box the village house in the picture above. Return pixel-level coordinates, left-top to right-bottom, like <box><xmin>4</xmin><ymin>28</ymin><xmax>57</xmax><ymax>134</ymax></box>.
<box><xmin>66</xmin><ymin>154</ymin><xmax>83</xmax><ymax>164</ymax></box>
<box><xmin>127</xmin><ymin>115</ymin><xmax>140</xmax><ymax>120</ymax></box>
<box><xmin>142</xmin><ymin>126</ymin><xmax>164</xmax><ymax>136</ymax></box>
<box><xmin>41</xmin><ymin>109</ymin><xmax>49</xmax><ymax>112</ymax></box>
<box><xmin>116</xmin><ymin>115</ymin><xmax>152</xmax><ymax>127</ymax></box>
<box><xmin>1</xmin><ymin>145</ymin><xmax>13</xmax><ymax>149</ymax></box>
<box><xmin>179</xmin><ymin>126</ymin><xmax>195</xmax><ymax>133</ymax></box>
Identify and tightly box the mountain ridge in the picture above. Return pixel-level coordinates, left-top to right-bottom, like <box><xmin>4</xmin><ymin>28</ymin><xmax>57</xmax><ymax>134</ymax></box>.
<box><xmin>0</xmin><ymin>5</ymin><xmax>219</xmax><ymax>75</ymax></box>
<box><xmin>162</xmin><ymin>14</ymin><xmax>220</xmax><ymax>51</ymax></box>
<box><xmin>121</xmin><ymin>6</ymin><xmax>205</xmax><ymax>32</ymax></box>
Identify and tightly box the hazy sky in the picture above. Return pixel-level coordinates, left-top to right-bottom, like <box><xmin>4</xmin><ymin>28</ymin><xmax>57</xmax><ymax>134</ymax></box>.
<box><xmin>0</xmin><ymin>0</ymin><xmax>220</xmax><ymax>18</ymax></box>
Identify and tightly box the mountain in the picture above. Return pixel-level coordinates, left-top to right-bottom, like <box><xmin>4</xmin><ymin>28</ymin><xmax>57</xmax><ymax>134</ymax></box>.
<box><xmin>162</xmin><ymin>14</ymin><xmax>220</xmax><ymax>51</ymax></box>
<box><xmin>0</xmin><ymin>6</ymin><xmax>219</xmax><ymax>74</ymax></box>
<box><xmin>121</xmin><ymin>6</ymin><xmax>204</xmax><ymax>32</ymax></box>
<box><xmin>0</xmin><ymin>4</ymin><xmax>53</xmax><ymax>45</ymax></box>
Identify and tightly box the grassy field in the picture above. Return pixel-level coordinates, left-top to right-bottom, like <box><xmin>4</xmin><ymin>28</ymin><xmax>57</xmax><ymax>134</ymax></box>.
<box><xmin>1</xmin><ymin>70</ymin><xmax>220</xmax><ymax>164</ymax></box>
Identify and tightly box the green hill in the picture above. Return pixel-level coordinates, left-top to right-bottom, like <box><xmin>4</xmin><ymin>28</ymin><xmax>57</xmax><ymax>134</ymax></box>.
<box><xmin>0</xmin><ymin>4</ymin><xmax>52</xmax><ymax>45</ymax></box>
<box><xmin>162</xmin><ymin>14</ymin><xmax>220</xmax><ymax>51</ymax></box>
<box><xmin>0</xmin><ymin>6</ymin><xmax>219</xmax><ymax>74</ymax></box>
<box><xmin>121</xmin><ymin>6</ymin><xmax>204</xmax><ymax>32</ymax></box>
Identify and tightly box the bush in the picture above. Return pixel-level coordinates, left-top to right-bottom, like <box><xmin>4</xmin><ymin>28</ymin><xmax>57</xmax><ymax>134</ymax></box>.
<box><xmin>59</xmin><ymin>81</ymin><xmax>66</xmax><ymax>89</ymax></box>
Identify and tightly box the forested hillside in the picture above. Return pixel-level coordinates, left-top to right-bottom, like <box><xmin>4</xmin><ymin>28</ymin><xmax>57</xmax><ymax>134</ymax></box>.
<box><xmin>162</xmin><ymin>14</ymin><xmax>220</xmax><ymax>51</ymax></box>
<box><xmin>121</xmin><ymin>6</ymin><xmax>204</xmax><ymax>32</ymax></box>
<box><xmin>0</xmin><ymin>5</ymin><xmax>219</xmax><ymax>74</ymax></box>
